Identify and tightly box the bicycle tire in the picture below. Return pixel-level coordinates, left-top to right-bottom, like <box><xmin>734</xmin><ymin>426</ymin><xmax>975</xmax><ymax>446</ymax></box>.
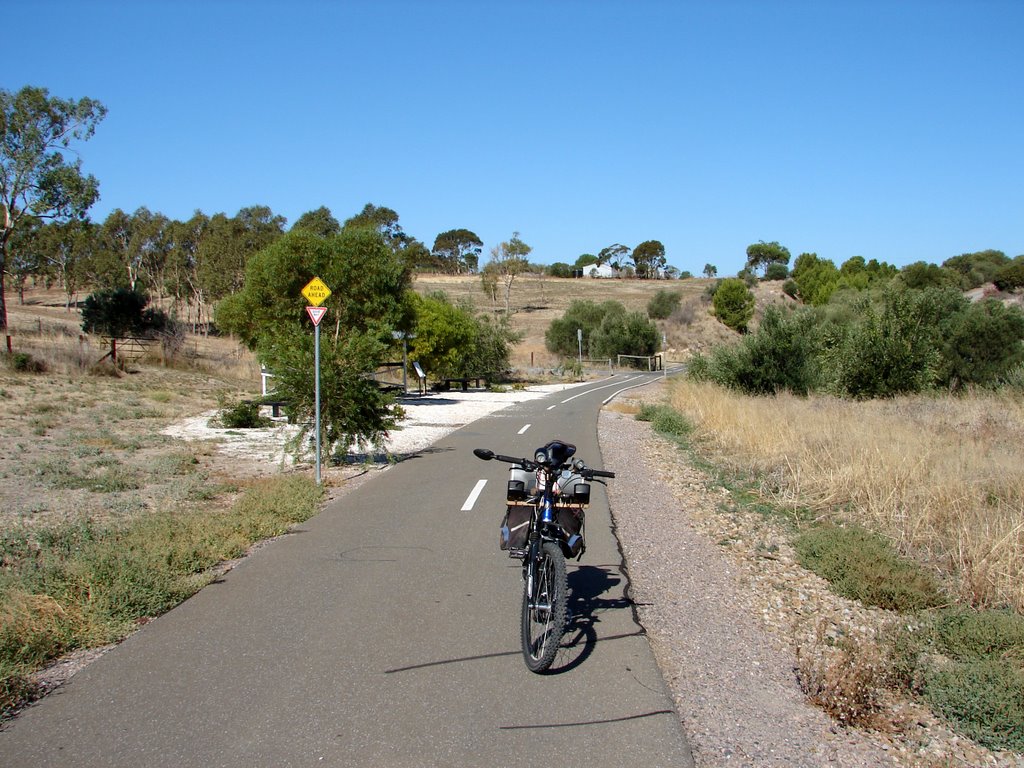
<box><xmin>520</xmin><ymin>540</ymin><xmax>568</xmax><ymax>673</ymax></box>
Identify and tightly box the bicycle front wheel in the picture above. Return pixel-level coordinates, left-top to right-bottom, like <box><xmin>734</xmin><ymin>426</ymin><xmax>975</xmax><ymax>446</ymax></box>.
<box><xmin>521</xmin><ymin>541</ymin><xmax>568</xmax><ymax>673</ymax></box>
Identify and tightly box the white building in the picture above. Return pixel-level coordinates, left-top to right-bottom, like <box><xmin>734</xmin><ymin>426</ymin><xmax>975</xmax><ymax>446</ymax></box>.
<box><xmin>587</xmin><ymin>263</ymin><xmax>618</xmax><ymax>278</ymax></box>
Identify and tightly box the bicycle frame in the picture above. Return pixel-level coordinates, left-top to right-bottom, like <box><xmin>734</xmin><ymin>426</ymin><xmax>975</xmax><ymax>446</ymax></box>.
<box><xmin>474</xmin><ymin>441</ymin><xmax>613</xmax><ymax>673</ymax></box>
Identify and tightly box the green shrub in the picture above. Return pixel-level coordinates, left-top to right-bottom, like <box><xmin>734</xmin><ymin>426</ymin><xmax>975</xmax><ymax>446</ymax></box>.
<box><xmin>590</xmin><ymin>310</ymin><xmax>658</xmax><ymax>362</ymax></box>
<box><xmin>764</xmin><ymin>262</ymin><xmax>789</xmax><ymax>281</ymax></box>
<box><xmin>545</xmin><ymin>299</ymin><xmax>625</xmax><ymax>357</ymax></box>
<box><xmin>685</xmin><ymin>352</ymin><xmax>711</xmax><ymax>382</ymax></box>
<box><xmin>922</xmin><ymin>660</ymin><xmax>1024</xmax><ymax>751</ymax></box>
<box><xmin>794</xmin><ymin>524</ymin><xmax>945</xmax><ymax>611</ymax></box>
<box><xmin>712</xmin><ymin>278</ymin><xmax>755</xmax><ymax>332</ymax></box>
<box><xmin>943</xmin><ymin>250</ymin><xmax>1010</xmax><ymax>290</ymax></box>
<box><xmin>937</xmin><ymin>299</ymin><xmax>1024</xmax><ymax>390</ymax></box>
<box><xmin>993</xmin><ymin>258</ymin><xmax>1024</xmax><ymax>291</ymax></box>
<box><xmin>999</xmin><ymin>362</ymin><xmax>1024</xmax><ymax>393</ymax></box>
<box><xmin>9</xmin><ymin>352</ymin><xmax>46</xmax><ymax>373</ymax></box>
<box><xmin>898</xmin><ymin>261</ymin><xmax>960</xmax><ymax>290</ymax></box>
<box><xmin>647</xmin><ymin>289</ymin><xmax>682</xmax><ymax>320</ymax></box>
<box><xmin>933</xmin><ymin>608</ymin><xmax>1024</xmax><ymax>662</ymax></box>
<box><xmin>217</xmin><ymin>400</ymin><xmax>270</xmax><ymax>429</ymax></box>
<box><xmin>792</xmin><ymin>253</ymin><xmax>840</xmax><ymax>306</ymax></box>
<box><xmin>709</xmin><ymin>306</ymin><xmax>819</xmax><ymax>395</ymax></box>
<box><xmin>81</xmin><ymin>288</ymin><xmax>173</xmax><ymax>339</ymax></box>
<box><xmin>410</xmin><ymin>292</ymin><xmax>520</xmax><ymax>379</ymax></box>
<box><xmin>821</xmin><ymin>288</ymin><xmax>941</xmax><ymax>398</ymax></box>
<box><xmin>636</xmin><ymin>403</ymin><xmax>693</xmax><ymax>439</ymax></box>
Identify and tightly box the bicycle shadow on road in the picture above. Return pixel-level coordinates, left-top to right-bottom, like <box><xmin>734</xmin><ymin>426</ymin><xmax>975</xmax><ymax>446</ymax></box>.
<box><xmin>381</xmin><ymin>563</ymin><xmax>642</xmax><ymax>677</ymax></box>
<box><xmin>547</xmin><ymin>564</ymin><xmax>642</xmax><ymax>675</ymax></box>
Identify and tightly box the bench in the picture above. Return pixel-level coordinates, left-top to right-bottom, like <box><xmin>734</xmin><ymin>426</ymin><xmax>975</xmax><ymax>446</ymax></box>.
<box><xmin>434</xmin><ymin>376</ymin><xmax>488</xmax><ymax>392</ymax></box>
<box><xmin>244</xmin><ymin>399</ymin><xmax>289</xmax><ymax>418</ymax></box>
<box><xmin>262</xmin><ymin>400</ymin><xmax>288</xmax><ymax>418</ymax></box>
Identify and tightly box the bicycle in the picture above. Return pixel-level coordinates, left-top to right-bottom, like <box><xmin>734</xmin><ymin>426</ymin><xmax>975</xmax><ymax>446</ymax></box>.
<box><xmin>473</xmin><ymin>440</ymin><xmax>614</xmax><ymax>673</ymax></box>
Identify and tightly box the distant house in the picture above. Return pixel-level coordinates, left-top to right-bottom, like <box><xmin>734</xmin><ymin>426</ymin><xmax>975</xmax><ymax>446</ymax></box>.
<box><xmin>587</xmin><ymin>263</ymin><xmax>618</xmax><ymax>279</ymax></box>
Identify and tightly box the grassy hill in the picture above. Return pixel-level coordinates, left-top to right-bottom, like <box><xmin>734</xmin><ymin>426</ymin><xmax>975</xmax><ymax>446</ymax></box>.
<box><xmin>411</xmin><ymin>273</ymin><xmax>791</xmax><ymax>370</ymax></box>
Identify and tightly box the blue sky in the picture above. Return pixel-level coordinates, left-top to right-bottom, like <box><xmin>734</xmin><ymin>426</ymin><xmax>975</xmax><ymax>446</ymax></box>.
<box><xmin>6</xmin><ymin>0</ymin><xmax>1022</xmax><ymax>276</ymax></box>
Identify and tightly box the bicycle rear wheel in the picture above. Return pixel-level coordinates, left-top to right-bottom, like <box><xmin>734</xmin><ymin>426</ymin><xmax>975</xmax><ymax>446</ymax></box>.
<box><xmin>520</xmin><ymin>541</ymin><xmax>568</xmax><ymax>673</ymax></box>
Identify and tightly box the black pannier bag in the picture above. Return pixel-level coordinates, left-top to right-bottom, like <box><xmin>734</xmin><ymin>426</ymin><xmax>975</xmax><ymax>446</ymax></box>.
<box><xmin>500</xmin><ymin>505</ymin><xmax>531</xmax><ymax>551</ymax></box>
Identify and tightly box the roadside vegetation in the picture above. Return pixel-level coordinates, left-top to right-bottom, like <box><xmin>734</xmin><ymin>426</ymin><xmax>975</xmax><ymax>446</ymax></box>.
<box><xmin>0</xmin><ymin>473</ymin><xmax>321</xmax><ymax>718</ymax></box>
<box><xmin>0</xmin><ymin>326</ymin><xmax>325</xmax><ymax>717</ymax></box>
<box><xmin>637</xmin><ymin>381</ymin><xmax>1024</xmax><ymax>752</ymax></box>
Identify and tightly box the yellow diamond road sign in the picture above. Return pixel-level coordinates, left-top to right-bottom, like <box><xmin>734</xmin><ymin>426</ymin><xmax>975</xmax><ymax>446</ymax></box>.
<box><xmin>302</xmin><ymin>277</ymin><xmax>331</xmax><ymax>306</ymax></box>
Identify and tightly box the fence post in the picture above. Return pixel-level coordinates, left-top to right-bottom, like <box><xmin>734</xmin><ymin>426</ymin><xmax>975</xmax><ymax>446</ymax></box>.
<box><xmin>5</xmin><ymin>335</ymin><xmax>11</xmax><ymax>355</ymax></box>
<box><xmin>111</xmin><ymin>338</ymin><xmax>117</xmax><ymax>366</ymax></box>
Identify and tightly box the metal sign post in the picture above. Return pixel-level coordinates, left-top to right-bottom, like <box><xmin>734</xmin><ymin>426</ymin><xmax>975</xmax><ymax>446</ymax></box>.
<box><xmin>302</xmin><ymin>278</ymin><xmax>332</xmax><ymax>486</ymax></box>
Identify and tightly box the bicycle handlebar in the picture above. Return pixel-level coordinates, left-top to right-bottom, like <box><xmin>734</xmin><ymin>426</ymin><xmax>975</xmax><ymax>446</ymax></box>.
<box><xmin>473</xmin><ymin>447</ymin><xmax>613</xmax><ymax>479</ymax></box>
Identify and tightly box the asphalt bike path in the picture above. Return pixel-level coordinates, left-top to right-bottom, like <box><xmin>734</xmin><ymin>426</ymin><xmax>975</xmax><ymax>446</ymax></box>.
<box><xmin>0</xmin><ymin>373</ymin><xmax>692</xmax><ymax>767</ymax></box>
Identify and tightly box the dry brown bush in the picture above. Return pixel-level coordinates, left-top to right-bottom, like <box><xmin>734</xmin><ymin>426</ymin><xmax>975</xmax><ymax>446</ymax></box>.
<box><xmin>796</xmin><ymin>621</ymin><xmax>890</xmax><ymax>729</ymax></box>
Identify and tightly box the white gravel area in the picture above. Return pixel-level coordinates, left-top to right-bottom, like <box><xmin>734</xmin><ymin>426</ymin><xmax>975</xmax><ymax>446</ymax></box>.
<box><xmin>161</xmin><ymin>383</ymin><xmax>588</xmax><ymax>466</ymax></box>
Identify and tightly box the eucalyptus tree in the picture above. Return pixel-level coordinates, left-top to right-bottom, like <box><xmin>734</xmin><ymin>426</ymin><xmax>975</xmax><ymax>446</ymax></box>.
<box><xmin>36</xmin><ymin>219</ymin><xmax>97</xmax><ymax>309</ymax></box>
<box><xmin>197</xmin><ymin>205</ymin><xmax>285</xmax><ymax>302</ymax></box>
<box><xmin>5</xmin><ymin>214</ymin><xmax>43</xmax><ymax>305</ymax></box>
<box><xmin>632</xmin><ymin>239</ymin><xmax>666</xmax><ymax>279</ymax></box>
<box><xmin>745</xmin><ymin>240</ymin><xmax>791</xmax><ymax>277</ymax></box>
<box><xmin>165</xmin><ymin>211</ymin><xmax>210</xmax><ymax>329</ymax></box>
<box><xmin>598</xmin><ymin>243</ymin><xmax>631</xmax><ymax>270</ymax></box>
<box><xmin>291</xmin><ymin>206</ymin><xmax>340</xmax><ymax>237</ymax></box>
<box><xmin>0</xmin><ymin>86</ymin><xmax>106</xmax><ymax>330</ymax></box>
<box><xmin>343</xmin><ymin>203</ymin><xmax>409</xmax><ymax>250</ymax></box>
<box><xmin>484</xmin><ymin>231</ymin><xmax>531</xmax><ymax>316</ymax></box>
<box><xmin>432</xmin><ymin>229</ymin><xmax>483</xmax><ymax>273</ymax></box>
<box><xmin>90</xmin><ymin>206</ymin><xmax>171</xmax><ymax>296</ymax></box>
<box><xmin>343</xmin><ymin>202</ymin><xmax>429</xmax><ymax>271</ymax></box>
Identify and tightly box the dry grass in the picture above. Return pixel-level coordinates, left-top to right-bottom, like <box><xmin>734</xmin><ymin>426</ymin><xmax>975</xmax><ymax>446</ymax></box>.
<box><xmin>796</xmin><ymin>620</ymin><xmax>891</xmax><ymax>729</ymax></box>
<box><xmin>668</xmin><ymin>379</ymin><xmax>1024</xmax><ymax>611</ymax></box>
<box><xmin>1</xmin><ymin>295</ymin><xmax>263</xmax><ymax>531</ymax></box>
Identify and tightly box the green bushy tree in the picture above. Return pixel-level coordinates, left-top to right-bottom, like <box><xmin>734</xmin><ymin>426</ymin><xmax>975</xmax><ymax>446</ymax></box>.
<box><xmin>792</xmin><ymin>253</ymin><xmax>840</xmax><ymax>306</ymax></box>
<box><xmin>898</xmin><ymin>261</ymin><xmax>960</xmax><ymax>290</ymax></box>
<box><xmin>410</xmin><ymin>292</ymin><xmax>520</xmax><ymax>379</ymax></box>
<box><xmin>590</xmin><ymin>310</ymin><xmax>659</xmax><ymax>363</ymax></box>
<box><xmin>545</xmin><ymin>300</ymin><xmax>625</xmax><ymax>357</ymax></box>
<box><xmin>993</xmin><ymin>257</ymin><xmax>1024</xmax><ymax>291</ymax></box>
<box><xmin>81</xmin><ymin>288</ymin><xmax>172</xmax><ymax>338</ymax></box>
<box><xmin>686</xmin><ymin>306</ymin><xmax>819</xmax><ymax>395</ymax></box>
<box><xmin>712</xmin><ymin>278</ymin><xmax>755</xmax><ymax>332</ymax></box>
<box><xmin>942</xmin><ymin>250</ymin><xmax>1009</xmax><ymax>290</ymax></box>
<box><xmin>216</xmin><ymin>227</ymin><xmax>412</xmax><ymax>453</ymax></box>
<box><xmin>647</xmin><ymin>289</ymin><xmax>681</xmax><ymax>319</ymax></box>
<box><xmin>937</xmin><ymin>299</ymin><xmax>1024</xmax><ymax>390</ymax></box>
<box><xmin>821</xmin><ymin>287</ymin><xmax>941</xmax><ymax>398</ymax></box>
